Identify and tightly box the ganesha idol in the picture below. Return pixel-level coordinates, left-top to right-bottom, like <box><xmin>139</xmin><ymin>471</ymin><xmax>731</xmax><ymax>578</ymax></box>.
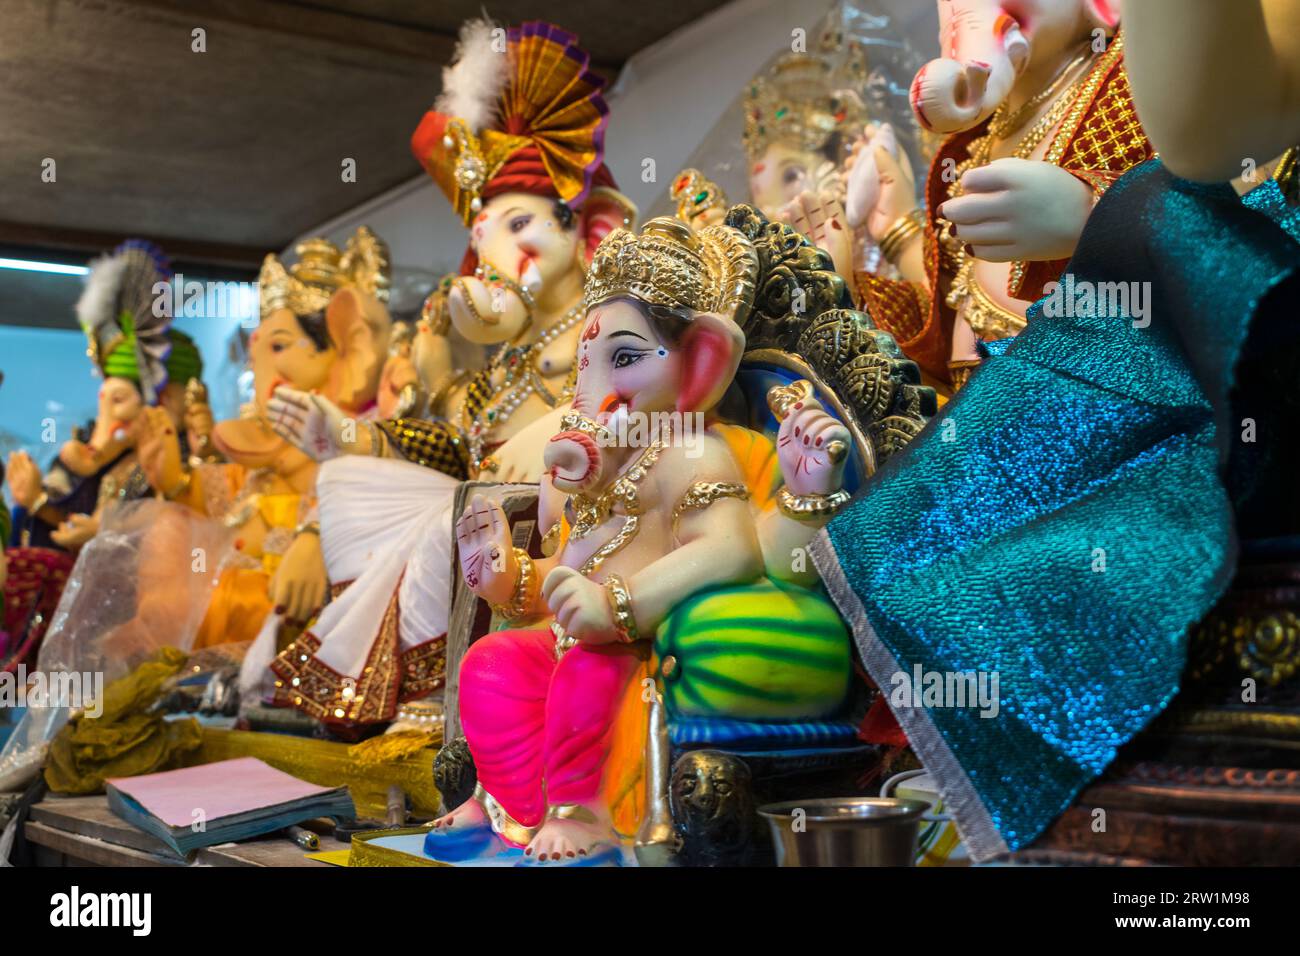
<box><xmin>132</xmin><ymin>227</ymin><xmax>391</xmax><ymax>656</ymax></box>
<box><xmin>844</xmin><ymin>0</ymin><xmax>1153</xmax><ymax>391</ymax></box>
<box><xmin>3</xmin><ymin>241</ymin><xmax>205</xmax><ymax>672</ymax></box>
<box><xmin>242</xmin><ymin>20</ymin><xmax>635</xmax><ymax>729</ymax></box>
<box><xmin>417</xmin><ymin>211</ymin><xmax>935</xmax><ymax>865</ymax></box>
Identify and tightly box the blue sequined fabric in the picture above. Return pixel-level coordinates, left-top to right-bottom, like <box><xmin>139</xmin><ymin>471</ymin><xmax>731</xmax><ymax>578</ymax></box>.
<box><xmin>811</xmin><ymin>160</ymin><xmax>1300</xmax><ymax>861</ymax></box>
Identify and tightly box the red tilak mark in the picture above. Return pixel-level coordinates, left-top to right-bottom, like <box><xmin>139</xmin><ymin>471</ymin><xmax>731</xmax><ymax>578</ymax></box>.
<box><xmin>830</xmin><ymin>220</ymin><xmax>842</xmax><ymax>231</ymax></box>
<box><xmin>581</xmin><ymin>315</ymin><xmax>602</xmax><ymax>342</ymax></box>
<box><xmin>753</xmin><ymin>162</ymin><xmax>767</xmax><ymax>174</ymax></box>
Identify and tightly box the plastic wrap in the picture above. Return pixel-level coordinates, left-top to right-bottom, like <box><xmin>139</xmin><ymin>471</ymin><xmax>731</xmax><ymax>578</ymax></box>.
<box><xmin>0</xmin><ymin>499</ymin><xmax>233</xmax><ymax>793</ymax></box>
<box><xmin>647</xmin><ymin>0</ymin><xmax>939</xmax><ymax>269</ymax></box>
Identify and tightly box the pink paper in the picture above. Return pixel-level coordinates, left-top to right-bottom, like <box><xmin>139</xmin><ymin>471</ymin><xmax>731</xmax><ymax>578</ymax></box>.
<box><xmin>107</xmin><ymin>757</ymin><xmax>336</xmax><ymax>828</ymax></box>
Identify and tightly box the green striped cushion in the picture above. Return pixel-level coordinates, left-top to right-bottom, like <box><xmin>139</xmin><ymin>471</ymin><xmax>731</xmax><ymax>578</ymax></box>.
<box><xmin>655</xmin><ymin>578</ymin><xmax>852</xmax><ymax>720</ymax></box>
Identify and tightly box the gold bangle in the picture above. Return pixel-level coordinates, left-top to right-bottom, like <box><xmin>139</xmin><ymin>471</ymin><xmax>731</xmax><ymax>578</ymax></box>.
<box><xmin>366</xmin><ymin>421</ymin><xmax>388</xmax><ymax>458</ymax></box>
<box><xmin>878</xmin><ymin>208</ymin><xmax>925</xmax><ymax>263</ymax></box>
<box><xmin>604</xmin><ymin>573</ymin><xmax>640</xmax><ymax>644</ymax></box>
<box><xmin>489</xmin><ymin>548</ymin><xmax>538</xmax><ymax>623</ymax></box>
<box><xmin>294</xmin><ymin>521</ymin><xmax>320</xmax><ymax>537</ymax></box>
<box><xmin>775</xmin><ymin>485</ymin><xmax>852</xmax><ymax>523</ymax></box>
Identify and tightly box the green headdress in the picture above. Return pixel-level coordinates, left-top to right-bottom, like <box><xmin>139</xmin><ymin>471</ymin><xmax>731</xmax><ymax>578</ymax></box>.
<box><xmin>77</xmin><ymin>240</ymin><xmax>204</xmax><ymax>403</ymax></box>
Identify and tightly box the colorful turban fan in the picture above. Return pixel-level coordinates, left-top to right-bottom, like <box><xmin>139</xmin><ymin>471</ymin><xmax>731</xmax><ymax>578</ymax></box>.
<box><xmin>410</xmin><ymin>19</ymin><xmax>615</xmax><ymax>225</ymax></box>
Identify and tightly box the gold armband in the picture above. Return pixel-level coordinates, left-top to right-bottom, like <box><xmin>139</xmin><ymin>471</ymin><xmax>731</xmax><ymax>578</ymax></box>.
<box><xmin>604</xmin><ymin>573</ymin><xmax>640</xmax><ymax>644</ymax></box>
<box><xmin>671</xmin><ymin>481</ymin><xmax>750</xmax><ymax>536</ymax></box>
<box><xmin>776</xmin><ymin>485</ymin><xmax>852</xmax><ymax>523</ymax></box>
<box><xmin>878</xmin><ymin>208</ymin><xmax>925</xmax><ymax>264</ymax></box>
<box><xmin>490</xmin><ymin>548</ymin><xmax>539</xmax><ymax>623</ymax></box>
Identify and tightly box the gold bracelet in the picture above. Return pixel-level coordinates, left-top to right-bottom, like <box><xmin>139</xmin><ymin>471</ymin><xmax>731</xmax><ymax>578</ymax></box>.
<box><xmin>366</xmin><ymin>421</ymin><xmax>388</xmax><ymax>458</ymax></box>
<box><xmin>294</xmin><ymin>521</ymin><xmax>320</xmax><ymax>537</ymax></box>
<box><xmin>776</xmin><ymin>485</ymin><xmax>852</xmax><ymax>523</ymax></box>
<box><xmin>604</xmin><ymin>573</ymin><xmax>640</xmax><ymax>644</ymax></box>
<box><xmin>878</xmin><ymin>208</ymin><xmax>926</xmax><ymax>264</ymax></box>
<box><xmin>489</xmin><ymin>548</ymin><xmax>538</xmax><ymax>623</ymax></box>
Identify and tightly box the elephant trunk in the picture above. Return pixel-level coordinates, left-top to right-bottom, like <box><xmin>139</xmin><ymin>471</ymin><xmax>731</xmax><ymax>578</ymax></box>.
<box><xmin>544</xmin><ymin>430</ymin><xmax>606</xmax><ymax>494</ymax></box>
<box><xmin>910</xmin><ymin>6</ymin><xmax>1029</xmax><ymax>134</ymax></box>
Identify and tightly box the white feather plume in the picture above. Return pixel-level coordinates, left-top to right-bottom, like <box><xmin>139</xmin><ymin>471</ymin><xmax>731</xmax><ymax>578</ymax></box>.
<box><xmin>75</xmin><ymin>253</ymin><xmax>129</xmax><ymax>335</ymax></box>
<box><xmin>434</xmin><ymin>17</ymin><xmax>509</xmax><ymax>134</ymax></box>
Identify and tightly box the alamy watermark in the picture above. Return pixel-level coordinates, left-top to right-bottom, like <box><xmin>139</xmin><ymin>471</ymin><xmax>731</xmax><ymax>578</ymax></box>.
<box><xmin>0</xmin><ymin>666</ymin><xmax>104</xmax><ymax>718</ymax></box>
<box><xmin>1040</xmin><ymin>275</ymin><xmax>1152</xmax><ymax>328</ymax></box>
<box><xmin>596</xmin><ymin>410</ymin><xmax>706</xmax><ymax>459</ymax></box>
<box><xmin>152</xmin><ymin>274</ymin><xmax>259</xmax><ymax>325</ymax></box>
<box><xmin>889</xmin><ymin>664</ymin><xmax>1000</xmax><ymax>718</ymax></box>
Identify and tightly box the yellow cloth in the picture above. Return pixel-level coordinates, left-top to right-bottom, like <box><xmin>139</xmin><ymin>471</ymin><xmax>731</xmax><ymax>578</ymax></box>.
<box><xmin>44</xmin><ymin>647</ymin><xmax>203</xmax><ymax>795</ymax></box>
<box><xmin>193</xmin><ymin>566</ymin><xmax>274</xmax><ymax>650</ymax></box>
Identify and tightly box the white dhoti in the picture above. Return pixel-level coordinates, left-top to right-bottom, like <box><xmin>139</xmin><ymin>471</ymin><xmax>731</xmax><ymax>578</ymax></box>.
<box><xmin>242</xmin><ymin>455</ymin><xmax>459</xmax><ymax>726</ymax></box>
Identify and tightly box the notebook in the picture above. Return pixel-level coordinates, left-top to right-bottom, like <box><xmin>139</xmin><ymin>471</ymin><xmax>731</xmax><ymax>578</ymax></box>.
<box><xmin>106</xmin><ymin>757</ymin><xmax>355</xmax><ymax>857</ymax></box>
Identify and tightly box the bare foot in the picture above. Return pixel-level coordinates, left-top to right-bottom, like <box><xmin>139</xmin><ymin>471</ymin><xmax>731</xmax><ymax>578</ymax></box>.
<box><xmin>523</xmin><ymin>813</ymin><xmax>616</xmax><ymax>863</ymax></box>
<box><xmin>431</xmin><ymin>798</ymin><xmax>487</xmax><ymax>830</ymax></box>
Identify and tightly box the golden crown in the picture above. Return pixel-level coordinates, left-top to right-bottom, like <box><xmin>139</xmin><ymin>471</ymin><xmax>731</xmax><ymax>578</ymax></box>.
<box><xmin>259</xmin><ymin>226</ymin><xmax>391</xmax><ymax>319</ymax></box>
<box><xmin>670</xmin><ymin>168</ymin><xmax>730</xmax><ymax>226</ymax></box>
<box><xmin>585</xmin><ymin>216</ymin><xmax>758</xmax><ymax>320</ymax></box>
<box><xmin>742</xmin><ymin>52</ymin><xmax>867</xmax><ymax>160</ymax></box>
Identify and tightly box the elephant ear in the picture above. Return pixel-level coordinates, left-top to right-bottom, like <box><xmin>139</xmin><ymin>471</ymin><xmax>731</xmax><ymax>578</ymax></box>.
<box><xmin>577</xmin><ymin>187</ymin><xmax>638</xmax><ymax>267</ymax></box>
<box><xmin>325</xmin><ymin>286</ymin><xmax>392</xmax><ymax>412</ymax></box>
<box><xmin>677</xmin><ymin>312</ymin><xmax>745</xmax><ymax>414</ymax></box>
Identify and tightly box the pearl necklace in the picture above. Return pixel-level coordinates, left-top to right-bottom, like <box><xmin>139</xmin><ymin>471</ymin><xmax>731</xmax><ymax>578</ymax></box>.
<box><xmin>465</xmin><ymin>299</ymin><xmax>585</xmax><ymax>471</ymax></box>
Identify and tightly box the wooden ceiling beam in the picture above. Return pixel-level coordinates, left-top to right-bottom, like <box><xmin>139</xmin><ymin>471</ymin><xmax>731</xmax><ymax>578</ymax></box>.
<box><xmin>115</xmin><ymin>0</ymin><xmax>457</xmax><ymax>62</ymax></box>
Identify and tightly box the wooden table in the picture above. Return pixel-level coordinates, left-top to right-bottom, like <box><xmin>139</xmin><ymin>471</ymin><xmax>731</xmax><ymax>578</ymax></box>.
<box><xmin>25</xmin><ymin>794</ymin><xmax>349</xmax><ymax>867</ymax></box>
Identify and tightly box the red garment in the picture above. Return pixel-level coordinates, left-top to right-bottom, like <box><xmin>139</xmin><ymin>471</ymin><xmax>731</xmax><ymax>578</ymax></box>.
<box><xmin>2</xmin><ymin>547</ymin><xmax>75</xmax><ymax>672</ymax></box>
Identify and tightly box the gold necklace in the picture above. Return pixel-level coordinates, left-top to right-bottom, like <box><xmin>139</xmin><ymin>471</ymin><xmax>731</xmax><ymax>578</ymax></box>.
<box><xmin>463</xmin><ymin>300</ymin><xmax>584</xmax><ymax>470</ymax></box>
<box><xmin>988</xmin><ymin>44</ymin><xmax>1093</xmax><ymax>139</ymax></box>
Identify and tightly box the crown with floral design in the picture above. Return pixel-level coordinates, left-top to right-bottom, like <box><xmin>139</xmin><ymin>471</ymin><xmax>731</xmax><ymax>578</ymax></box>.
<box><xmin>259</xmin><ymin>226</ymin><xmax>390</xmax><ymax>319</ymax></box>
<box><xmin>585</xmin><ymin>216</ymin><xmax>758</xmax><ymax>320</ymax></box>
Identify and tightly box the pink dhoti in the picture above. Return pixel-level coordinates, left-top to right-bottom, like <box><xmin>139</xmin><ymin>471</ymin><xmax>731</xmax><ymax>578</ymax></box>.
<box><xmin>459</xmin><ymin>628</ymin><xmax>642</xmax><ymax>829</ymax></box>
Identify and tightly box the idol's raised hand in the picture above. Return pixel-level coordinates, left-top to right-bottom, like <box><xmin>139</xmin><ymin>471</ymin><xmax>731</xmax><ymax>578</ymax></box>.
<box><xmin>455</xmin><ymin>493</ymin><xmax>517</xmax><ymax>606</ymax></box>
<box><xmin>266</xmin><ymin>387</ymin><xmax>360</xmax><ymax>461</ymax></box>
<box><xmin>6</xmin><ymin>451</ymin><xmax>43</xmax><ymax>510</ymax></box>
<box><xmin>131</xmin><ymin>407</ymin><xmax>184</xmax><ymax>497</ymax></box>
<box><xmin>776</xmin><ymin>394</ymin><xmax>850</xmax><ymax>497</ymax></box>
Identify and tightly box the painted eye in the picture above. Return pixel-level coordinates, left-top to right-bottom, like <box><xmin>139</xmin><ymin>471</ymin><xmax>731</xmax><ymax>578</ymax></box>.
<box><xmin>509</xmin><ymin>215</ymin><xmax>533</xmax><ymax>234</ymax></box>
<box><xmin>613</xmin><ymin>349</ymin><xmax>645</xmax><ymax>369</ymax></box>
<box><xmin>782</xmin><ymin>166</ymin><xmax>805</xmax><ymax>185</ymax></box>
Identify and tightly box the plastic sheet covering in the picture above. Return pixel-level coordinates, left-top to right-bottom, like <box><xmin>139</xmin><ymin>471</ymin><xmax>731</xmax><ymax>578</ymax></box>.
<box><xmin>0</xmin><ymin>499</ymin><xmax>234</xmax><ymax>793</ymax></box>
<box><xmin>645</xmin><ymin>0</ymin><xmax>939</xmax><ymax>229</ymax></box>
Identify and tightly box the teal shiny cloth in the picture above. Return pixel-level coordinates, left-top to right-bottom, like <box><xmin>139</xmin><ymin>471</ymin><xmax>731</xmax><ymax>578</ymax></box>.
<box><xmin>811</xmin><ymin>160</ymin><xmax>1300</xmax><ymax>861</ymax></box>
